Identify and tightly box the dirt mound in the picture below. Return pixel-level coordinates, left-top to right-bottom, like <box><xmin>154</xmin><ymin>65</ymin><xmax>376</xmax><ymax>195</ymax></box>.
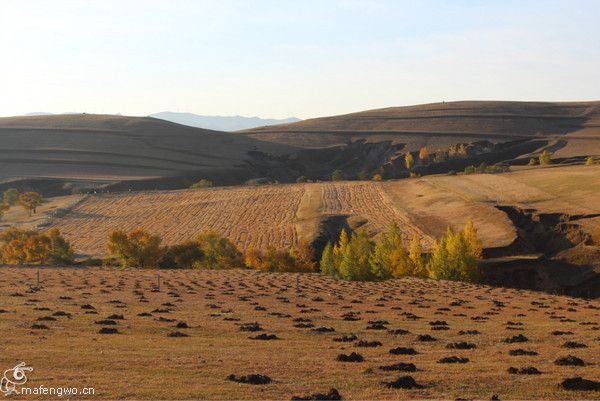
<box><xmin>560</xmin><ymin>377</ymin><xmax>600</xmax><ymax>391</ymax></box>
<box><xmin>382</xmin><ymin>375</ymin><xmax>424</xmax><ymax>389</ymax></box>
<box><xmin>291</xmin><ymin>388</ymin><xmax>342</xmax><ymax>401</ymax></box>
<box><xmin>336</xmin><ymin>353</ymin><xmax>364</xmax><ymax>362</ymax></box>
<box><xmin>226</xmin><ymin>374</ymin><xmax>272</xmax><ymax>385</ymax></box>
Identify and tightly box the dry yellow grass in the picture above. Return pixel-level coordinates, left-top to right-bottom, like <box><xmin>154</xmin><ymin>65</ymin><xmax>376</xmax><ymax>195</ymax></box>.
<box><xmin>0</xmin><ymin>195</ymin><xmax>82</xmax><ymax>230</ymax></box>
<box><xmin>0</xmin><ymin>267</ymin><xmax>597</xmax><ymax>400</ymax></box>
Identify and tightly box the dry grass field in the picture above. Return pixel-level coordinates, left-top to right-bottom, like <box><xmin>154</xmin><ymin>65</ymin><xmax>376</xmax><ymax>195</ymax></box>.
<box><xmin>33</xmin><ymin>164</ymin><xmax>600</xmax><ymax>258</ymax></box>
<box><xmin>0</xmin><ymin>267</ymin><xmax>598</xmax><ymax>400</ymax></box>
<box><xmin>46</xmin><ymin>179</ymin><xmax>513</xmax><ymax>258</ymax></box>
<box><xmin>32</xmin><ymin>166</ymin><xmax>600</xmax><ymax>256</ymax></box>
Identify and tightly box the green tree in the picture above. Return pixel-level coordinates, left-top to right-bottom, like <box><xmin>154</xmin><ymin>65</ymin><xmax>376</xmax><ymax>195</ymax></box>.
<box><xmin>331</xmin><ymin>170</ymin><xmax>344</xmax><ymax>181</ymax></box>
<box><xmin>369</xmin><ymin>223</ymin><xmax>408</xmax><ymax>279</ymax></box>
<box><xmin>339</xmin><ymin>241</ymin><xmax>360</xmax><ymax>280</ymax></box>
<box><xmin>194</xmin><ymin>231</ymin><xmax>243</xmax><ymax>269</ymax></box>
<box><xmin>3</xmin><ymin>188</ymin><xmax>19</xmax><ymax>206</ymax></box>
<box><xmin>45</xmin><ymin>228</ymin><xmax>75</xmax><ymax>264</ymax></box>
<box><xmin>408</xmin><ymin>234</ymin><xmax>427</xmax><ymax>278</ymax></box>
<box><xmin>463</xmin><ymin>219</ymin><xmax>483</xmax><ymax>259</ymax></box>
<box><xmin>161</xmin><ymin>241</ymin><xmax>205</xmax><ymax>268</ymax></box>
<box><xmin>296</xmin><ymin>175</ymin><xmax>308</xmax><ymax>183</ymax></box>
<box><xmin>107</xmin><ymin>229</ymin><xmax>163</xmax><ymax>268</ymax></box>
<box><xmin>320</xmin><ymin>242</ymin><xmax>337</xmax><ymax>277</ymax></box>
<box><xmin>539</xmin><ymin>150</ymin><xmax>552</xmax><ymax>166</ymax></box>
<box><xmin>350</xmin><ymin>230</ymin><xmax>374</xmax><ymax>280</ymax></box>
<box><xmin>333</xmin><ymin>229</ymin><xmax>349</xmax><ymax>268</ymax></box>
<box><xmin>427</xmin><ymin>236</ymin><xmax>451</xmax><ymax>280</ymax></box>
<box><xmin>357</xmin><ymin>170</ymin><xmax>369</xmax><ymax>181</ymax></box>
<box><xmin>190</xmin><ymin>179</ymin><xmax>213</xmax><ymax>189</ymax></box>
<box><xmin>19</xmin><ymin>192</ymin><xmax>43</xmax><ymax>216</ymax></box>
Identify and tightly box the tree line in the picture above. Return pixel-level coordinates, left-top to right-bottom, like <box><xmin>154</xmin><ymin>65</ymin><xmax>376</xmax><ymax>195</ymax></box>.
<box><xmin>320</xmin><ymin>221</ymin><xmax>482</xmax><ymax>283</ymax></box>
<box><xmin>0</xmin><ymin>220</ymin><xmax>485</xmax><ymax>285</ymax></box>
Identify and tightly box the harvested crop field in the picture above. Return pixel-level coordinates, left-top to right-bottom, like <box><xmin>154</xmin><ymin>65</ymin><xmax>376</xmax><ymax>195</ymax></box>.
<box><xmin>38</xmin><ymin>164</ymin><xmax>600</xmax><ymax>258</ymax></box>
<box><xmin>48</xmin><ymin>180</ymin><xmax>513</xmax><ymax>258</ymax></box>
<box><xmin>0</xmin><ymin>267</ymin><xmax>598</xmax><ymax>399</ymax></box>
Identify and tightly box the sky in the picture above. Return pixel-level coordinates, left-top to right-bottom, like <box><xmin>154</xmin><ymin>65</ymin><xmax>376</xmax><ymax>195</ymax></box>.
<box><xmin>0</xmin><ymin>0</ymin><xmax>599</xmax><ymax>119</ymax></box>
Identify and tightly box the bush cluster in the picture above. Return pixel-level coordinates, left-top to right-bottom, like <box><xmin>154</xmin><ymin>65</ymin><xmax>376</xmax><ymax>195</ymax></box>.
<box><xmin>464</xmin><ymin>162</ymin><xmax>510</xmax><ymax>175</ymax></box>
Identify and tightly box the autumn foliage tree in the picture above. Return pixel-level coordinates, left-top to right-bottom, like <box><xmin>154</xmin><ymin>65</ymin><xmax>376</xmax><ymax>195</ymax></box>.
<box><xmin>539</xmin><ymin>150</ymin><xmax>552</xmax><ymax>166</ymax></box>
<box><xmin>107</xmin><ymin>229</ymin><xmax>163</xmax><ymax>268</ymax></box>
<box><xmin>320</xmin><ymin>220</ymin><xmax>483</xmax><ymax>283</ymax></box>
<box><xmin>426</xmin><ymin>220</ymin><xmax>483</xmax><ymax>283</ymax></box>
<box><xmin>19</xmin><ymin>192</ymin><xmax>43</xmax><ymax>216</ymax></box>
<box><xmin>404</xmin><ymin>153</ymin><xmax>414</xmax><ymax>170</ymax></box>
<box><xmin>418</xmin><ymin>147</ymin><xmax>429</xmax><ymax>161</ymax></box>
<box><xmin>244</xmin><ymin>242</ymin><xmax>314</xmax><ymax>273</ymax></box>
<box><xmin>0</xmin><ymin>227</ymin><xmax>74</xmax><ymax>265</ymax></box>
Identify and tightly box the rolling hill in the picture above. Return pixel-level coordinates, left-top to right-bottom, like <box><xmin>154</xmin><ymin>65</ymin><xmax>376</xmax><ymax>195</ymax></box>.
<box><xmin>2</xmin><ymin>101</ymin><xmax>600</xmax><ymax>195</ymax></box>
<box><xmin>242</xmin><ymin>100</ymin><xmax>600</xmax><ymax>157</ymax></box>
<box><xmin>0</xmin><ymin>113</ymin><xmax>294</xmax><ymax>194</ymax></box>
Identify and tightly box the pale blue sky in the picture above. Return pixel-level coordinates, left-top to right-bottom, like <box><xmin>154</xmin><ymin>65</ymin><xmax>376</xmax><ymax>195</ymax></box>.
<box><xmin>1</xmin><ymin>0</ymin><xmax>598</xmax><ymax>119</ymax></box>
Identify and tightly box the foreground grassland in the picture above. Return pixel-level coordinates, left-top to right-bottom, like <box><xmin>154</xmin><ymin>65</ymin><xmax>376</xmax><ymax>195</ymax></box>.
<box><xmin>0</xmin><ymin>268</ymin><xmax>598</xmax><ymax>399</ymax></box>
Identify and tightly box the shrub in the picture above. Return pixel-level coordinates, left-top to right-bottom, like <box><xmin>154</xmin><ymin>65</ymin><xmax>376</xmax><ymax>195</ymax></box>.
<box><xmin>357</xmin><ymin>170</ymin><xmax>369</xmax><ymax>180</ymax></box>
<box><xmin>0</xmin><ymin>227</ymin><xmax>74</xmax><ymax>265</ymax></box>
<box><xmin>296</xmin><ymin>176</ymin><xmax>308</xmax><ymax>183</ymax></box>
<box><xmin>331</xmin><ymin>170</ymin><xmax>344</xmax><ymax>181</ymax></box>
<box><xmin>585</xmin><ymin>156</ymin><xmax>594</xmax><ymax>166</ymax></box>
<box><xmin>528</xmin><ymin>158</ymin><xmax>537</xmax><ymax>166</ymax></box>
<box><xmin>246</xmin><ymin>242</ymin><xmax>315</xmax><ymax>272</ymax></box>
<box><xmin>107</xmin><ymin>229</ymin><xmax>163</xmax><ymax>268</ymax></box>
<box><xmin>3</xmin><ymin>188</ymin><xmax>19</xmax><ymax>206</ymax></box>
<box><xmin>539</xmin><ymin>150</ymin><xmax>552</xmax><ymax>166</ymax></box>
<box><xmin>190</xmin><ymin>179</ymin><xmax>213</xmax><ymax>189</ymax></box>
<box><xmin>19</xmin><ymin>192</ymin><xmax>43</xmax><ymax>216</ymax></box>
<box><xmin>193</xmin><ymin>231</ymin><xmax>243</xmax><ymax>269</ymax></box>
<box><xmin>433</xmin><ymin>150</ymin><xmax>447</xmax><ymax>163</ymax></box>
<box><xmin>371</xmin><ymin>174</ymin><xmax>382</xmax><ymax>181</ymax></box>
<box><xmin>160</xmin><ymin>241</ymin><xmax>204</xmax><ymax>268</ymax></box>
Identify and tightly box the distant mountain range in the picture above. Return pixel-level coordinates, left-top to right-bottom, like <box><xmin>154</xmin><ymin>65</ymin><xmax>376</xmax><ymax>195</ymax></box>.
<box><xmin>149</xmin><ymin>112</ymin><xmax>301</xmax><ymax>131</ymax></box>
<box><xmin>21</xmin><ymin>112</ymin><xmax>300</xmax><ymax>131</ymax></box>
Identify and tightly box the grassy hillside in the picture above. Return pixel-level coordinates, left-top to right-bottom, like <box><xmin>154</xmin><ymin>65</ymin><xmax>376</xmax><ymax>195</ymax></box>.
<box><xmin>243</xmin><ymin>101</ymin><xmax>600</xmax><ymax>156</ymax></box>
<box><xmin>0</xmin><ymin>114</ymin><xmax>293</xmax><ymax>190</ymax></box>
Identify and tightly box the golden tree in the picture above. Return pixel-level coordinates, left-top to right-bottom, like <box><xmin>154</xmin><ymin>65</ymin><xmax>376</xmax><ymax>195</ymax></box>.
<box><xmin>418</xmin><ymin>147</ymin><xmax>429</xmax><ymax>161</ymax></box>
<box><xmin>404</xmin><ymin>153</ymin><xmax>414</xmax><ymax>170</ymax></box>
<box><xmin>19</xmin><ymin>192</ymin><xmax>43</xmax><ymax>216</ymax></box>
<box><xmin>539</xmin><ymin>150</ymin><xmax>552</xmax><ymax>166</ymax></box>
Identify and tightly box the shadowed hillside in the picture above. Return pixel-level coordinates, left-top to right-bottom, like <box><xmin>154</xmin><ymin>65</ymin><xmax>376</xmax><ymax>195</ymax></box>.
<box><xmin>243</xmin><ymin>101</ymin><xmax>600</xmax><ymax>156</ymax></box>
